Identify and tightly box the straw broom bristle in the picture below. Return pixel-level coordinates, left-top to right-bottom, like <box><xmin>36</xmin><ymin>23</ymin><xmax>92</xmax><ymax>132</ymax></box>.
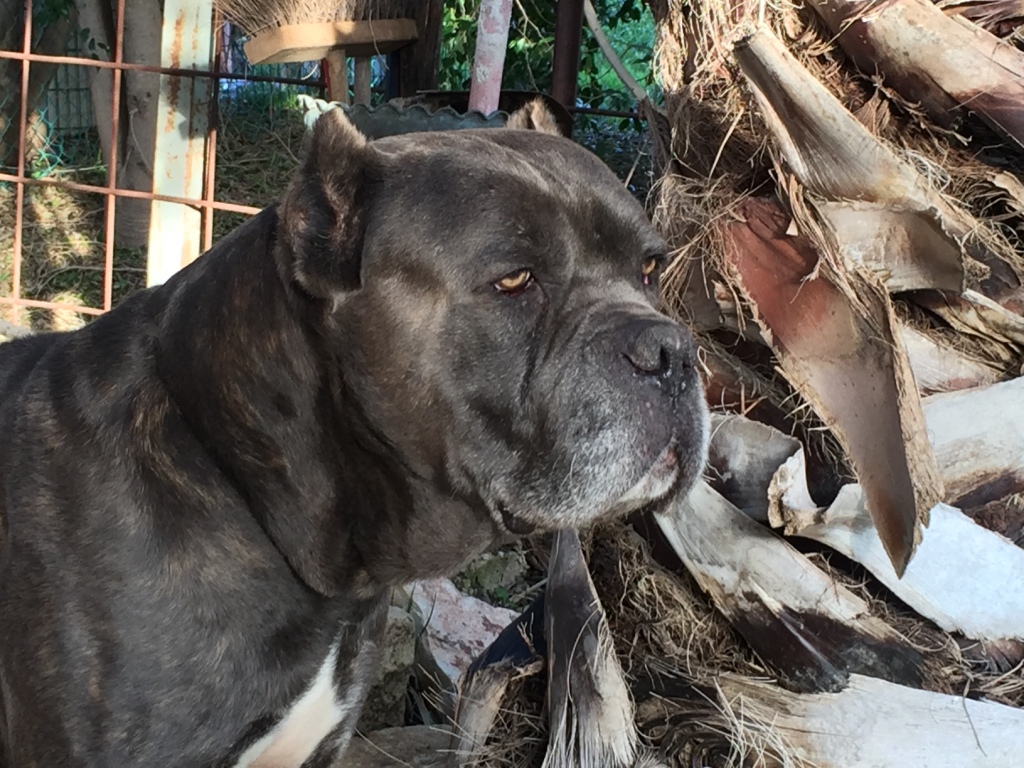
<box><xmin>214</xmin><ymin>0</ymin><xmax>417</xmax><ymax>36</ymax></box>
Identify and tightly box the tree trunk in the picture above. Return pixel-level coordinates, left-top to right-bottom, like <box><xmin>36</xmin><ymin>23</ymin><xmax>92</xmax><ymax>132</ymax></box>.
<box><xmin>0</xmin><ymin>0</ymin><xmax>27</xmax><ymax>167</ymax></box>
<box><xmin>76</xmin><ymin>0</ymin><xmax>115</xmax><ymax>169</ymax></box>
<box><xmin>116</xmin><ymin>0</ymin><xmax>161</xmax><ymax>249</ymax></box>
<box><xmin>75</xmin><ymin>0</ymin><xmax>161</xmax><ymax>250</ymax></box>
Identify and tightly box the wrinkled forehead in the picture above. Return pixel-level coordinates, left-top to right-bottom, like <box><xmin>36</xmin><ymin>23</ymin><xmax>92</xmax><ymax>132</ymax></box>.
<box><xmin>364</xmin><ymin>131</ymin><xmax>665</xmax><ymax>273</ymax></box>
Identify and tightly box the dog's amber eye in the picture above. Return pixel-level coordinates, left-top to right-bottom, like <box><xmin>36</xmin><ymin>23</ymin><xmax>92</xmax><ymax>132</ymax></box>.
<box><xmin>641</xmin><ymin>257</ymin><xmax>659</xmax><ymax>285</ymax></box>
<box><xmin>495</xmin><ymin>269</ymin><xmax>534</xmax><ymax>294</ymax></box>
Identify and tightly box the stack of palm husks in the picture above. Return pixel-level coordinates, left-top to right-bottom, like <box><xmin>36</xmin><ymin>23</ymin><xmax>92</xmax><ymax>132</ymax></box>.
<box><xmin>342</xmin><ymin>2</ymin><xmax>1024</xmax><ymax>766</ymax></box>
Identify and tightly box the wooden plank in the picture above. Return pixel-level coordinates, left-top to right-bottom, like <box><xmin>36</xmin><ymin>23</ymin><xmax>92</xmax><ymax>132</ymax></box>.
<box><xmin>243</xmin><ymin>19</ymin><xmax>417</xmax><ymax>65</ymax></box>
<box><xmin>325</xmin><ymin>49</ymin><xmax>349</xmax><ymax>104</ymax></box>
<box><xmin>146</xmin><ymin>0</ymin><xmax>214</xmax><ymax>287</ymax></box>
<box><xmin>353</xmin><ymin>58</ymin><xmax>372</xmax><ymax>105</ymax></box>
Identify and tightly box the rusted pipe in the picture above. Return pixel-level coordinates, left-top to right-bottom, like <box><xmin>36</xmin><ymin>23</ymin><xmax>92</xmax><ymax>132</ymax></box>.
<box><xmin>0</xmin><ymin>49</ymin><xmax>325</xmax><ymax>89</ymax></box>
<box><xmin>11</xmin><ymin>0</ymin><xmax>32</xmax><ymax>308</ymax></box>
<box><xmin>0</xmin><ymin>172</ymin><xmax>260</xmax><ymax>215</ymax></box>
<box><xmin>100</xmin><ymin>0</ymin><xmax>127</xmax><ymax>311</ymax></box>
<box><xmin>468</xmin><ymin>0</ymin><xmax>512</xmax><ymax>115</ymax></box>
<box><xmin>202</xmin><ymin>9</ymin><xmax>223</xmax><ymax>254</ymax></box>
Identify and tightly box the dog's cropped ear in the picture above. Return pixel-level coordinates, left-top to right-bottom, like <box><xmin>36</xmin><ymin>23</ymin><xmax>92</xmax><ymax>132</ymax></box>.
<box><xmin>506</xmin><ymin>98</ymin><xmax>562</xmax><ymax>136</ymax></box>
<box><xmin>278</xmin><ymin>107</ymin><xmax>369</xmax><ymax>299</ymax></box>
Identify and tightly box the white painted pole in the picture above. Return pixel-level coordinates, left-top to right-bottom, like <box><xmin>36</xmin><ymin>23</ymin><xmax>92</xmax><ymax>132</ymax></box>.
<box><xmin>467</xmin><ymin>0</ymin><xmax>512</xmax><ymax>115</ymax></box>
<box><xmin>147</xmin><ymin>0</ymin><xmax>215</xmax><ymax>287</ymax></box>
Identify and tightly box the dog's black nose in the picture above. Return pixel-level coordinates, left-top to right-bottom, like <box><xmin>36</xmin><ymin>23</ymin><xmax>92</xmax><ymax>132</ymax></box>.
<box><xmin>623</xmin><ymin>319</ymin><xmax>695</xmax><ymax>378</ymax></box>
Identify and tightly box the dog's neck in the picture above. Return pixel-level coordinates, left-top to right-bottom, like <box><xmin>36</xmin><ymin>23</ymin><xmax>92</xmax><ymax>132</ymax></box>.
<box><xmin>151</xmin><ymin>207</ymin><xmax>412</xmax><ymax>598</ymax></box>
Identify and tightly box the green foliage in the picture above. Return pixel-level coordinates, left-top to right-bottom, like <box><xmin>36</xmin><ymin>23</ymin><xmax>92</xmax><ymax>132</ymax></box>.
<box><xmin>439</xmin><ymin>1</ymin><xmax>479</xmax><ymax>92</ymax></box>
<box><xmin>33</xmin><ymin>0</ymin><xmax>75</xmax><ymax>26</ymax></box>
<box><xmin>77</xmin><ymin>27</ymin><xmax>111</xmax><ymax>59</ymax></box>
<box><xmin>219</xmin><ymin>77</ymin><xmax>312</xmax><ymax>118</ymax></box>
<box><xmin>580</xmin><ymin>0</ymin><xmax>659</xmax><ymax>111</ymax></box>
<box><xmin>439</xmin><ymin>0</ymin><xmax>657</xmax><ymax>112</ymax></box>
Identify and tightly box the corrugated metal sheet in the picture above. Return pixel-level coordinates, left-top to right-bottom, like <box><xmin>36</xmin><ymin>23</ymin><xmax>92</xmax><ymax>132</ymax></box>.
<box><xmin>298</xmin><ymin>95</ymin><xmax>510</xmax><ymax>140</ymax></box>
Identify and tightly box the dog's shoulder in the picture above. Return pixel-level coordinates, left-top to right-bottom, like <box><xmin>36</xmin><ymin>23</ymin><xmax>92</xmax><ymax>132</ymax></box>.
<box><xmin>0</xmin><ymin>332</ymin><xmax>61</xmax><ymax>404</ymax></box>
<box><xmin>0</xmin><ymin>209</ymin><xmax>276</xmax><ymax>428</ymax></box>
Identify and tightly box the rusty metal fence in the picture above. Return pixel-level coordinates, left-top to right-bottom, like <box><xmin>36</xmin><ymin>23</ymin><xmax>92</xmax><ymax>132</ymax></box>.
<box><xmin>0</xmin><ymin>0</ymin><xmax>328</xmax><ymax>329</ymax></box>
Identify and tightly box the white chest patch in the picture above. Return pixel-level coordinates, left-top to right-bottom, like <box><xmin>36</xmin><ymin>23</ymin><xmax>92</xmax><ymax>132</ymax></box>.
<box><xmin>232</xmin><ymin>642</ymin><xmax>352</xmax><ymax>768</ymax></box>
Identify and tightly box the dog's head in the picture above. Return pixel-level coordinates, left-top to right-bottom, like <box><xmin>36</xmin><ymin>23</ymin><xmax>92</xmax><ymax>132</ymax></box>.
<box><xmin>276</xmin><ymin>104</ymin><xmax>708</xmax><ymax>583</ymax></box>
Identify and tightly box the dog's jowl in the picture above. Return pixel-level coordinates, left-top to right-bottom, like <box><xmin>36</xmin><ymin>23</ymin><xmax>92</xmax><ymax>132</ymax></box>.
<box><xmin>0</xmin><ymin>103</ymin><xmax>708</xmax><ymax>767</ymax></box>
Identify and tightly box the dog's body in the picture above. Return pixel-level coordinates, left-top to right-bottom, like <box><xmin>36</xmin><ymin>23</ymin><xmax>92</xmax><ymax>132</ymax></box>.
<box><xmin>0</xmin><ymin>108</ymin><xmax>707</xmax><ymax>766</ymax></box>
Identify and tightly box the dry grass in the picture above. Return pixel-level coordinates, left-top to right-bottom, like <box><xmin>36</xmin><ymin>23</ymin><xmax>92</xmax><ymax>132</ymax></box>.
<box><xmin>585</xmin><ymin>524</ymin><xmax>754</xmax><ymax>681</ymax></box>
<box><xmin>610</xmin><ymin>522</ymin><xmax>1022</xmax><ymax>764</ymax></box>
<box><xmin>640</xmin><ymin>19</ymin><xmax>1024</xmax><ymax>744</ymax></box>
<box><xmin>459</xmin><ymin>670</ymin><xmax>549</xmax><ymax>768</ymax></box>
<box><xmin>472</xmin><ymin>523</ymin><xmax>784</xmax><ymax>768</ymax></box>
<box><xmin>0</xmin><ymin>176</ymin><xmax>146</xmax><ymax>330</ymax></box>
<box><xmin>590</xmin><ymin>524</ymin><xmax>808</xmax><ymax>768</ymax></box>
<box><xmin>210</xmin><ymin>98</ymin><xmax>310</xmax><ymax>241</ymax></box>
<box><xmin>635</xmin><ymin>675</ymin><xmax>817</xmax><ymax>768</ymax></box>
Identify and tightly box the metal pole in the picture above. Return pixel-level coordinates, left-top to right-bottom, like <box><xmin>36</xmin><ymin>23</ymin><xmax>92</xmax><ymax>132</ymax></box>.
<box><xmin>102</xmin><ymin>0</ymin><xmax>126</xmax><ymax>311</ymax></box>
<box><xmin>551</xmin><ymin>0</ymin><xmax>585</xmax><ymax>113</ymax></box>
<box><xmin>11</xmin><ymin>0</ymin><xmax>33</xmax><ymax>315</ymax></box>
<box><xmin>202</xmin><ymin>7</ymin><xmax>223</xmax><ymax>254</ymax></box>
<box><xmin>468</xmin><ymin>0</ymin><xmax>513</xmax><ymax>115</ymax></box>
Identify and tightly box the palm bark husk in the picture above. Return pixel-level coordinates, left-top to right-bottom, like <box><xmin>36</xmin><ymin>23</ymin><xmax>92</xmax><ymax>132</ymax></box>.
<box><xmin>808</xmin><ymin>0</ymin><xmax>1024</xmax><ymax>151</ymax></box>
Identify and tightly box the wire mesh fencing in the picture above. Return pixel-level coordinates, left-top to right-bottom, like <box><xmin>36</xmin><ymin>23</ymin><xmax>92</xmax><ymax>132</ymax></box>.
<box><xmin>1</xmin><ymin>0</ymin><xmax>654</xmax><ymax>331</ymax></box>
<box><xmin>0</xmin><ymin>4</ymin><xmax>329</xmax><ymax>331</ymax></box>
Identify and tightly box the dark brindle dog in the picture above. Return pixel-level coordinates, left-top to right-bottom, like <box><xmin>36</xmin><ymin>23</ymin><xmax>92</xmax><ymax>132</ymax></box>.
<box><xmin>0</xmin><ymin>104</ymin><xmax>708</xmax><ymax>767</ymax></box>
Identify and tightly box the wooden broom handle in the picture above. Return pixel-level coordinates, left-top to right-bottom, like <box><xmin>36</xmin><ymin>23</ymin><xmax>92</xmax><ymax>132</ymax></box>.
<box><xmin>324</xmin><ymin>48</ymin><xmax>349</xmax><ymax>104</ymax></box>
